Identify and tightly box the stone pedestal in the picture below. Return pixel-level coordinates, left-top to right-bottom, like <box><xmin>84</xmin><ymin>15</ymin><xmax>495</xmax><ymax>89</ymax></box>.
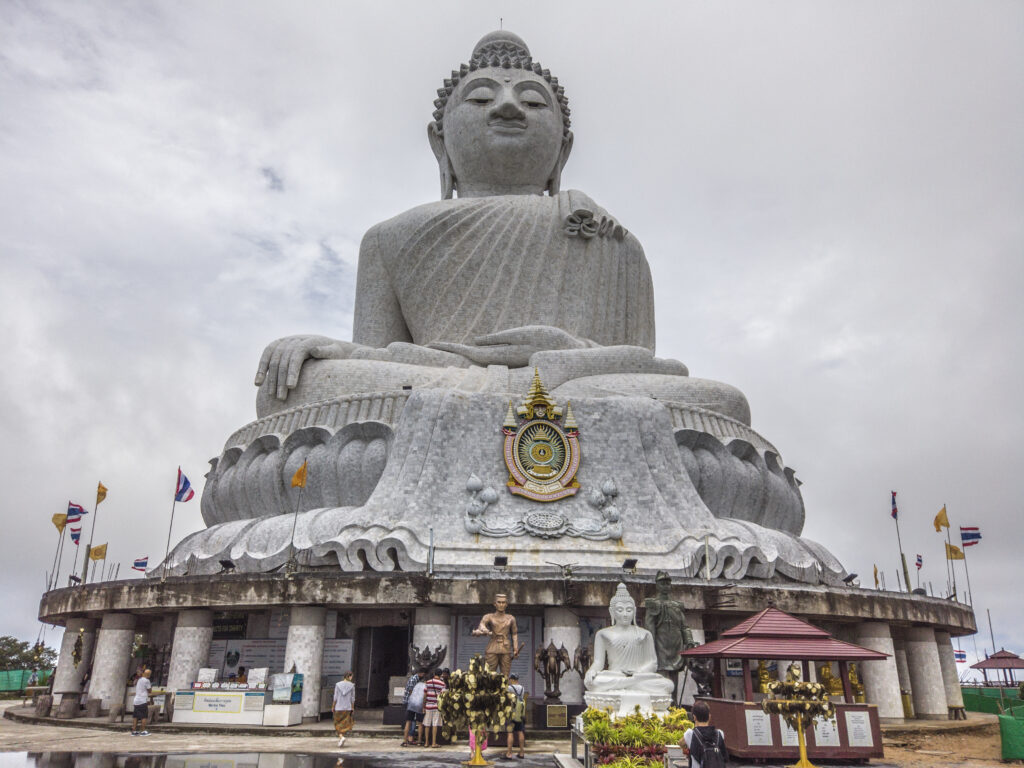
<box><xmin>934</xmin><ymin>631</ymin><xmax>965</xmax><ymax>709</ymax></box>
<box><xmin>284</xmin><ymin>606</ymin><xmax>325</xmax><ymax>722</ymax></box>
<box><xmin>52</xmin><ymin>618</ymin><xmax>97</xmax><ymax>708</ymax></box>
<box><xmin>412</xmin><ymin>606</ymin><xmax>452</xmax><ymax>670</ymax></box>
<box><xmin>167</xmin><ymin>610</ymin><xmax>214</xmax><ymax>690</ymax></box>
<box><xmin>543</xmin><ymin>607</ymin><xmax>583</xmax><ymax>705</ymax></box>
<box><xmin>91</xmin><ymin>613</ymin><xmax>137</xmax><ymax>711</ymax></box>
<box><xmin>905</xmin><ymin>626</ymin><xmax>948</xmax><ymax>719</ymax></box>
<box><xmin>584</xmin><ymin>690</ymin><xmax>670</xmax><ymax>717</ymax></box>
<box><xmin>854</xmin><ymin>622</ymin><xmax>903</xmax><ymax>719</ymax></box>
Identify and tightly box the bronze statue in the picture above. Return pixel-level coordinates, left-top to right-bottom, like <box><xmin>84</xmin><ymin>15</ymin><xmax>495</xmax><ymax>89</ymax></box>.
<box><xmin>643</xmin><ymin>570</ymin><xmax>694</xmax><ymax>700</ymax></box>
<box><xmin>573</xmin><ymin>643</ymin><xmax>593</xmax><ymax>681</ymax></box>
<box><xmin>534</xmin><ymin>641</ymin><xmax>572</xmax><ymax>703</ymax></box>
<box><xmin>409</xmin><ymin>643</ymin><xmax>447</xmax><ymax>674</ymax></box>
<box><xmin>471</xmin><ymin>593</ymin><xmax>521</xmax><ymax>678</ymax></box>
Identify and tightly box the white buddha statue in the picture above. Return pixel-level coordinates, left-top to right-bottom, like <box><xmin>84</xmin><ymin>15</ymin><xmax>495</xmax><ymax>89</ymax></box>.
<box><xmin>584</xmin><ymin>583</ymin><xmax>674</xmax><ymax>714</ymax></box>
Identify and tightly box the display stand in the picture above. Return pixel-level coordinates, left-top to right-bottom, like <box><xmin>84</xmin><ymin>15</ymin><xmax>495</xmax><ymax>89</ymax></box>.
<box><xmin>171</xmin><ymin>689</ymin><xmax>266</xmax><ymax>725</ymax></box>
<box><xmin>262</xmin><ymin>702</ymin><xmax>303</xmax><ymax>726</ymax></box>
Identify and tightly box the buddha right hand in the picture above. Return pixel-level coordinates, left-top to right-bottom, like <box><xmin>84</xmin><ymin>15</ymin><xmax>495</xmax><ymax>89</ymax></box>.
<box><xmin>255</xmin><ymin>335</ymin><xmax>357</xmax><ymax>401</ymax></box>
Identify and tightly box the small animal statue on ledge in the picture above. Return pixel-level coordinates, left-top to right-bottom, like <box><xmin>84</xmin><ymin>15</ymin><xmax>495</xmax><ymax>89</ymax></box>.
<box><xmin>534</xmin><ymin>641</ymin><xmax>572</xmax><ymax>703</ymax></box>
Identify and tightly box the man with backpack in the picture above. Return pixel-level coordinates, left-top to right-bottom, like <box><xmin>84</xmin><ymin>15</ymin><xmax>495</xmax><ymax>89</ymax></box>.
<box><xmin>401</xmin><ymin>668</ymin><xmax>427</xmax><ymax>746</ymax></box>
<box><xmin>505</xmin><ymin>672</ymin><xmax>527</xmax><ymax>759</ymax></box>
<box><xmin>681</xmin><ymin>700</ymin><xmax>727</xmax><ymax>768</ymax></box>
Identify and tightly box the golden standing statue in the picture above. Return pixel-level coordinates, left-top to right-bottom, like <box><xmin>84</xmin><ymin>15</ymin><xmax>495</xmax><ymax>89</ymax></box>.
<box><xmin>471</xmin><ymin>593</ymin><xmax>522</xmax><ymax>678</ymax></box>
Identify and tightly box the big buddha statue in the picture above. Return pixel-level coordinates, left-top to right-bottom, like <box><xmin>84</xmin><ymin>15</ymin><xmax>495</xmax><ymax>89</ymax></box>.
<box><xmin>161</xmin><ymin>31</ymin><xmax>846</xmax><ymax>584</ymax></box>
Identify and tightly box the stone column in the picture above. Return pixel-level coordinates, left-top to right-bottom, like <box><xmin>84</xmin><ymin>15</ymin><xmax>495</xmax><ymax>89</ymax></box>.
<box><xmin>90</xmin><ymin>613</ymin><xmax>137</xmax><ymax>711</ymax></box>
<box><xmin>905</xmin><ymin>626</ymin><xmax>947</xmax><ymax>718</ymax></box>
<box><xmin>412</xmin><ymin>606</ymin><xmax>452</xmax><ymax>672</ymax></box>
<box><xmin>893</xmin><ymin>638</ymin><xmax>914</xmax><ymax>718</ymax></box>
<box><xmin>284</xmin><ymin>606</ymin><xmax>326</xmax><ymax>722</ymax></box>
<box><xmin>167</xmin><ymin>610</ymin><xmax>214</xmax><ymax>690</ymax></box>
<box><xmin>543</xmin><ymin>607</ymin><xmax>583</xmax><ymax>704</ymax></box>
<box><xmin>52</xmin><ymin>618</ymin><xmax>97</xmax><ymax>702</ymax></box>
<box><xmin>854</xmin><ymin>622</ymin><xmax>903</xmax><ymax>719</ymax></box>
<box><xmin>935</xmin><ymin>631</ymin><xmax>965</xmax><ymax>709</ymax></box>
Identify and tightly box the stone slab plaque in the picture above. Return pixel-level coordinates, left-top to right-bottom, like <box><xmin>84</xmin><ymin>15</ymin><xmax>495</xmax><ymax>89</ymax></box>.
<box><xmin>546</xmin><ymin>704</ymin><xmax>568</xmax><ymax>728</ymax></box>
<box><xmin>778</xmin><ymin>716</ymin><xmax>800</xmax><ymax>746</ymax></box>
<box><xmin>845</xmin><ymin>710</ymin><xmax>873</xmax><ymax>747</ymax></box>
<box><xmin>813</xmin><ymin>715</ymin><xmax>840</xmax><ymax>747</ymax></box>
<box><xmin>322</xmin><ymin>638</ymin><xmax>354</xmax><ymax>676</ymax></box>
<box><xmin>744</xmin><ymin>709</ymin><xmax>773</xmax><ymax>746</ymax></box>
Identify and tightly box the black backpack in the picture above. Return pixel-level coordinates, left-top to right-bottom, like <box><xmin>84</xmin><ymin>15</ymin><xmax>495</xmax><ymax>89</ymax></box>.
<box><xmin>691</xmin><ymin>727</ymin><xmax>726</xmax><ymax>768</ymax></box>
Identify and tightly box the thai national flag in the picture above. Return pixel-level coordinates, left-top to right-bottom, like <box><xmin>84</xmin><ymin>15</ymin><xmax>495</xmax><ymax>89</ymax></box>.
<box><xmin>132</xmin><ymin>557</ymin><xmax>148</xmax><ymax>572</ymax></box>
<box><xmin>954</xmin><ymin>650</ymin><xmax>967</xmax><ymax>663</ymax></box>
<box><xmin>175</xmin><ymin>467</ymin><xmax>195</xmax><ymax>502</ymax></box>
<box><xmin>67</xmin><ymin>502</ymin><xmax>86</xmax><ymax>524</ymax></box>
<box><xmin>70</xmin><ymin>527</ymin><xmax>81</xmax><ymax>544</ymax></box>
<box><xmin>891</xmin><ymin>491</ymin><xmax>898</xmax><ymax>519</ymax></box>
<box><xmin>915</xmin><ymin>554</ymin><xmax>922</xmax><ymax>569</ymax></box>
<box><xmin>960</xmin><ymin>526</ymin><xmax>982</xmax><ymax>547</ymax></box>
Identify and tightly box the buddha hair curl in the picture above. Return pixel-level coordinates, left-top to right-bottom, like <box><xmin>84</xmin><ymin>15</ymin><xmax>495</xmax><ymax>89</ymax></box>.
<box><xmin>432</xmin><ymin>37</ymin><xmax>571</xmax><ymax>137</ymax></box>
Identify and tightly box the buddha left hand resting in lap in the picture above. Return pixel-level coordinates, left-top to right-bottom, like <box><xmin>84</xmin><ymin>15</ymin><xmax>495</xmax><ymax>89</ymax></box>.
<box><xmin>252</xmin><ymin>31</ymin><xmax>749</xmax><ymax>425</ymax></box>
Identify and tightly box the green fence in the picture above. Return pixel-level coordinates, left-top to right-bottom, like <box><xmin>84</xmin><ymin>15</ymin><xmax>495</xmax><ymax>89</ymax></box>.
<box><xmin>962</xmin><ymin>687</ymin><xmax>1024</xmax><ymax>715</ymax></box>
<box><xmin>1000</xmin><ymin>715</ymin><xmax>1024</xmax><ymax>760</ymax></box>
<box><xmin>0</xmin><ymin>669</ymin><xmax>52</xmax><ymax>693</ymax></box>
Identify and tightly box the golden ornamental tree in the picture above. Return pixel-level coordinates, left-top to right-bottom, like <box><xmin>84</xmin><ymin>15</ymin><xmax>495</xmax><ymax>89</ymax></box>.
<box><xmin>761</xmin><ymin>678</ymin><xmax>836</xmax><ymax>768</ymax></box>
<box><xmin>437</xmin><ymin>655</ymin><xmax>518</xmax><ymax>767</ymax></box>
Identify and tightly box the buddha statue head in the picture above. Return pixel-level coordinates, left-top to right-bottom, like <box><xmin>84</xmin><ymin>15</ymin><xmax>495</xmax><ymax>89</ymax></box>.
<box><xmin>608</xmin><ymin>582</ymin><xmax>637</xmax><ymax>626</ymax></box>
<box><xmin>428</xmin><ymin>31</ymin><xmax>574</xmax><ymax>199</ymax></box>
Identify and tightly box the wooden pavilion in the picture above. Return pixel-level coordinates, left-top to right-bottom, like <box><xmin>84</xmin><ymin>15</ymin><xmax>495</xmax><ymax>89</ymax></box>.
<box><xmin>681</xmin><ymin>606</ymin><xmax>889</xmax><ymax>702</ymax></box>
<box><xmin>971</xmin><ymin>649</ymin><xmax>1024</xmax><ymax>686</ymax></box>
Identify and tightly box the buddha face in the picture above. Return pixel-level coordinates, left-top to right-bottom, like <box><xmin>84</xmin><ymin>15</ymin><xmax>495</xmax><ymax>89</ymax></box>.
<box><xmin>439</xmin><ymin>68</ymin><xmax>568</xmax><ymax>195</ymax></box>
<box><xmin>610</xmin><ymin>598</ymin><xmax>636</xmax><ymax>626</ymax></box>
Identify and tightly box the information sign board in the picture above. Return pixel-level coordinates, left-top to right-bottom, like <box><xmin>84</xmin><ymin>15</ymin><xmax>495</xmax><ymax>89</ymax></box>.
<box><xmin>744</xmin><ymin>709</ymin><xmax>773</xmax><ymax>746</ymax></box>
<box><xmin>844</xmin><ymin>710</ymin><xmax>874</xmax><ymax>747</ymax></box>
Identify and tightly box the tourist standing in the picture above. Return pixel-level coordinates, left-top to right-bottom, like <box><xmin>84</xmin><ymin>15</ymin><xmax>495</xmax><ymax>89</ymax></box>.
<box><xmin>130</xmin><ymin>668</ymin><xmax>152</xmax><ymax>736</ymax></box>
<box><xmin>681</xmin><ymin>701</ymin><xmax>727</xmax><ymax>768</ymax></box>
<box><xmin>332</xmin><ymin>671</ymin><xmax>356</xmax><ymax>747</ymax></box>
<box><xmin>402</xmin><ymin>668</ymin><xmax>427</xmax><ymax>746</ymax></box>
<box><xmin>505</xmin><ymin>672</ymin><xmax>527</xmax><ymax>759</ymax></box>
<box><xmin>423</xmin><ymin>669</ymin><xmax>447</xmax><ymax>747</ymax></box>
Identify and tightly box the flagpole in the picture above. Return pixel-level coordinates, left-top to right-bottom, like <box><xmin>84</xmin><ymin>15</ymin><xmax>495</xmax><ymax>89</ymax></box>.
<box><xmin>47</xmin><ymin>526</ymin><xmax>64</xmax><ymax>592</ymax></box>
<box><xmin>69</xmin><ymin>527</ymin><xmax>81</xmax><ymax>586</ymax></box>
<box><xmin>894</xmin><ymin>519</ymin><xmax>912</xmax><ymax>594</ymax></box>
<box><xmin>83</xmin><ymin>489</ymin><xmax>101</xmax><ymax>585</ymax></box>
<box><xmin>54</xmin><ymin>525</ymin><xmax>67</xmax><ymax>590</ymax></box>
<box><xmin>944</xmin><ymin>503</ymin><xmax>958</xmax><ymax>601</ymax></box>
<box><xmin>961</xmin><ymin>539</ymin><xmax>975</xmax><ymax>605</ymax></box>
<box><xmin>162</xmin><ymin>494</ymin><xmax>178</xmax><ymax>583</ymax></box>
<box><xmin>286</xmin><ymin>482</ymin><xmax>304</xmax><ymax>573</ymax></box>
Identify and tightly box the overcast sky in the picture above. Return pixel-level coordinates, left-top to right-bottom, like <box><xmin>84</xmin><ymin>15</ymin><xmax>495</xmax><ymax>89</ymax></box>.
<box><xmin>2</xmin><ymin>1</ymin><xmax>1021</xmax><ymax>678</ymax></box>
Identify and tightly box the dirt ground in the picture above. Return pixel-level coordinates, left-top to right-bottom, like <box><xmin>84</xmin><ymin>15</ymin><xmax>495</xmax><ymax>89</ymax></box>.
<box><xmin>882</xmin><ymin>723</ymin><xmax>1008</xmax><ymax>766</ymax></box>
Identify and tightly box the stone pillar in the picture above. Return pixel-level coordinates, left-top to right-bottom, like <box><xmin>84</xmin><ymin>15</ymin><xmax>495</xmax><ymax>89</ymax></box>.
<box><xmin>90</xmin><ymin>613</ymin><xmax>136</xmax><ymax>711</ymax></box>
<box><xmin>167</xmin><ymin>610</ymin><xmax>214</xmax><ymax>690</ymax></box>
<box><xmin>854</xmin><ymin>622</ymin><xmax>903</xmax><ymax>719</ymax></box>
<box><xmin>284</xmin><ymin>606</ymin><xmax>326</xmax><ymax>722</ymax></box>
<box><xmin>52</xmin><ymin>618</ymin><xmax>97</xmax><ymax>701</ymax></box>
<box><xmin>905</xmin><ymin>626</ymin><xmax>947</xmax><ymax>718</ymax></box>
<box><xmin>935</xmin><ymin>631</ymin><xmax>965</xmax><ymax>709</ymax></box>
<box><xmin>893</xmin><ymin>638</ymin><xmax>914</xmax><ymax>718</ymax></box>
<box><xmin>412</xmin><ymin>607</ymin><xmax>452</xmax><ymax>672</ymax></box>
<box><xmin>543</xmin><ymin>607</ymin><xmax>583</xmax><ymax>705</ymax></box>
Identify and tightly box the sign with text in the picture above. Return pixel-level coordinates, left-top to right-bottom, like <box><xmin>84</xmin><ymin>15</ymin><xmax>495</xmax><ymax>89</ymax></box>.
<box><xmin>844</xmin><ymin>710</ymin><xmax>874</xmax><ymax>748</ymax></box>
<box><xmin>322</xmin><ymin>639</ymin><xmax>355</xmax><ymax>676</ymax></box>
<box><xmin>546</xmin><ymin>704</ymin><xmax>568</xmax><ymax>728</ymax></box>
<box><xmin>778</xmin><ymin>716</ymin><xmax>800</xmax><ymax>746</ymax></box>
<box><xmin>744</xmin><ymin>709</ymin><xmax>773</xmax><ymax>746</ymax></box>
<box><xmin>193</xmin><ymin>693</ymin><xmax>242</xmax><ymax>714</ymax></box>
<box><xmin>812</xmin><ymin>715</ymin><xmax>841</xmax><ymax>747</ymax></box>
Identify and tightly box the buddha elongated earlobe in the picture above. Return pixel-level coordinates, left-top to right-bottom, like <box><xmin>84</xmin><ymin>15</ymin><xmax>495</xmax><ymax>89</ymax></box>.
<box><xmin>546</xmin><ymin>131</ymin><xmax>574</xmax><ymax>196</ymax></box>
<box><xmin>427</xmin><ymin>122</ymin><xmax>456</xmax><ymax>200</ymax></box>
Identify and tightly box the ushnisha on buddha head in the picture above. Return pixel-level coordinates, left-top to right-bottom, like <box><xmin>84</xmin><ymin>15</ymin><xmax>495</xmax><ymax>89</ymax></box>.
<box><xmin>427</xmin><ymin>31</ymin><xmax>574</xmax><ymax>199</ymax></box>
<box><xmin>609</xmin><ymin>583</ymin><xmax>637</xmax><ymax>626</ymax></box>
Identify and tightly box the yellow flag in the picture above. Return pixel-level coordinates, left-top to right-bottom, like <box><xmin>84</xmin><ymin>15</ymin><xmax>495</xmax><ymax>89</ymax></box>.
<box><xmin>945</xmin><ymin>542</ymin><xmax>965</xmax><ymax>560</ymax></box>
<box><xmin>51</xmin><ymin>513</ymin><xmax>68</xmax><ymax>534</ymax></box>
<box><xmin>873</xmin><ymin>564</ymin><xmax>879</xmax><ymax>589</ymax></box>
<box><xmin>89</xmin><ymin>543</ymin><xmax>108</xmax><ymax>560</ymax></box>
<box><xmin>291</xmin><ymin>460</ymin><xmax>308</xmax><ymax>489</ymax></box>
<box><xmin>96</xmin><ymin>482</ymin><xmax>108</xmax><ymax>505</ymax></box>
<box><xmin>933</xmin><ymin>505</ymin><xmax>949</xmax><ymax>532</ymax></box>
